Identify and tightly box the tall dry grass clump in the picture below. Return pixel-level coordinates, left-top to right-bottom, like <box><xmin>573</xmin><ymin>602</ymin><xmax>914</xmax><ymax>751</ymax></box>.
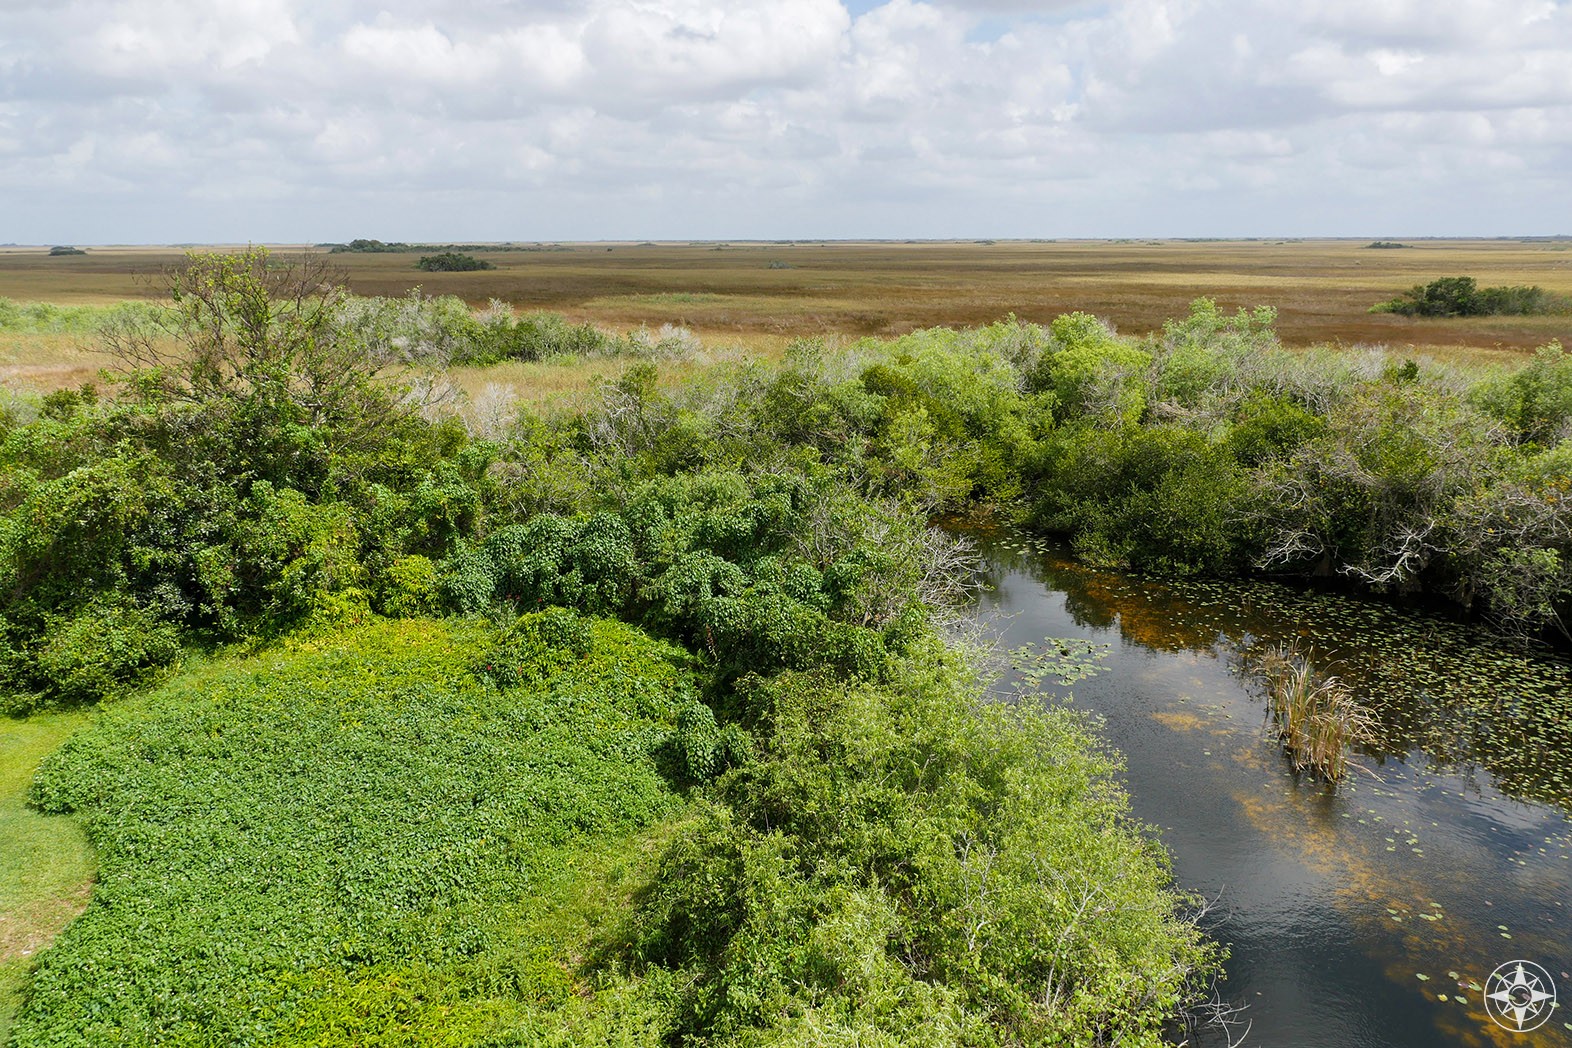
<box><xmin>1255</xmin><ymin>643</ymin><xmax>1377</xmax><ymax>782</ymax></box>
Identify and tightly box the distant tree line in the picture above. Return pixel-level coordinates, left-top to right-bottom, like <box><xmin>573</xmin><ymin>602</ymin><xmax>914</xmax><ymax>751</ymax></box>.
<box><xmin>323</xmin><ymin>238</ymin><xmax>565</xmax><ymax>254</ymax></box>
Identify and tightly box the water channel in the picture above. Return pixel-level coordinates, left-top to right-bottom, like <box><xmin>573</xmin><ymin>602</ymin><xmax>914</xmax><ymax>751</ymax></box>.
<box><xmin>960</xmin><ymin>525</ymin><xmax>1572</xmax><ymax>1048</ymax></box>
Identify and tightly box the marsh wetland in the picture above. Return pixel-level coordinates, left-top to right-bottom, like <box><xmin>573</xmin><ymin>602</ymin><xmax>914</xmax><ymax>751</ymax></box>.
<box><xmin>2</xmin><ymin>243</ymin><xmax>1570</xmax><ymax>1045</ymax></box>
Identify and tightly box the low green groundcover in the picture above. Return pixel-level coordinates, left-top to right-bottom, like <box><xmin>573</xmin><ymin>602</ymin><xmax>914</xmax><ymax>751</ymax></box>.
<box><xmin>13</xmin><ymin>616</ymin><xmax>693</xmax><ymax>1046</ymax></box>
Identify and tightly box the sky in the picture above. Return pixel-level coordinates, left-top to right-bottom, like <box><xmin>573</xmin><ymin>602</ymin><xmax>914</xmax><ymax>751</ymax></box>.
<box><xmin>2</xmin><ymin>0</ymin><xmax>1570</xmax><ymax>243</ymax></box>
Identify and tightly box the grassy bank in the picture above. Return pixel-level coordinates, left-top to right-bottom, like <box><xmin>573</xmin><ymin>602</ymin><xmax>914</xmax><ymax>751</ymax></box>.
<box><xmin>0</xmin><ymin>711</ymin><xmax>92</xmax><ymax>1043</ymax></box>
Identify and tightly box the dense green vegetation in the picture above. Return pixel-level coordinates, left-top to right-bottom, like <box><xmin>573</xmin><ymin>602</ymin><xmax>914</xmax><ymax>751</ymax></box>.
<box><xmin>8</xmin><ymin>616</ymin><xmax>1212</xmax><ymax>1047</ymax></box>
<box><xmin>0</xmin><ymin>251</ymin><xmax>1226</xmax><ymax>1045</ymax></box>
<box><xmin>1371</xmin><ymin>275</ymin><xmax>1570</xmax><ymax>317</ymax></box>
<box><xmin>5</xmin><ymin>249</ymin><xmax>1571</xmax><ymax>1043</ymax></box>
<box><xmin>416</xmin><ymin>252</ymin><xmax>495</xmax><ymax>273</ymax></box>
<box><xmin>17</xmin><ymin>617</ymin><xmax>694</xmax><ymax>1045</ymax></box>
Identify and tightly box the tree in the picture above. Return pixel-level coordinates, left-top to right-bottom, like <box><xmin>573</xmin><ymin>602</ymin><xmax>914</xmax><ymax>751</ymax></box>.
<box><xmin>103</xmin><ymin>248</ymin><xmax>426</xmax><ymax>489</ymax></box>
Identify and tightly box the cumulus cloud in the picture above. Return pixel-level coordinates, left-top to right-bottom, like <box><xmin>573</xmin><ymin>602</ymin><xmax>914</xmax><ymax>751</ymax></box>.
<box><xmin>1</xmin><ymin>0</ymin><xmax>1569</xmax><ymax>241</ymax></box>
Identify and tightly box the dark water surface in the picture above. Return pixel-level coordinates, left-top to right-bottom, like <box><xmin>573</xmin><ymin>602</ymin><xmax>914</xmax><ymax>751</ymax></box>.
<box><xmin>960</xmin><ymin>526</ymin><xmax>1572</xmax><ymax>1048</ymax></box>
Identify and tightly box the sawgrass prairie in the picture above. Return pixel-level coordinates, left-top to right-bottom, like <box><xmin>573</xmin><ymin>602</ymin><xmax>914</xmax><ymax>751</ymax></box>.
<box><xmin>3</xmin><ymin>239</ymin><xmax>1569</xmax><ymax>392</ymax></box>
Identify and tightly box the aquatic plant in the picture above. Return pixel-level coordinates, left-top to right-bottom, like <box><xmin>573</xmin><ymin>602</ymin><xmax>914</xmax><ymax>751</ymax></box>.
<box><xmin>1254</xmin><ymin>643</ymin><xmax>1376</xmax><ymax>782</ymax></box>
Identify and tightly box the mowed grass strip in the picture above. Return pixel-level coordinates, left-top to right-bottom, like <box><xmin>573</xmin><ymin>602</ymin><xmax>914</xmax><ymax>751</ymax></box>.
<box><xmin>9</xmin><ymin>617</ymin><xmax>696</xmax><ymax>1047</ymax></box>
<box><xmin>0</xmin><ymin>711</ymin><xmax>94</xmax><ymax>1044</ymax></box>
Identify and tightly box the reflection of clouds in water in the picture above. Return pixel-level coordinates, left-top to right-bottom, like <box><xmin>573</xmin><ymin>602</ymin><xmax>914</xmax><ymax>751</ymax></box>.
<box><xmin>960</xmin><ymin>525</ymin><xmax>1572</xmax><ymax>1048</ymax></box>
<box><xmin>970</xmin><ymin>526</ymin><xmax>1572</xmax><ymax>810</ymax></box>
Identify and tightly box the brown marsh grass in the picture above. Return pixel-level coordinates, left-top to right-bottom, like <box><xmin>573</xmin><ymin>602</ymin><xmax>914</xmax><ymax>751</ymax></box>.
<box><xmin>0</xmin><ymin>332</ymin><xmax>110</xmax><ymax>392</ymax></box>
<box><xmin>3</xmin><ymin>239</ymin><xmax>1568</xmax><ymax>355</ymax></box>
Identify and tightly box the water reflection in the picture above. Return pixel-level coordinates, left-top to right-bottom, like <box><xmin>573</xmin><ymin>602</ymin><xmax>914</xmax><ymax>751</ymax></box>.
<box><xmin>964</xmin><ymin>525</ymin><xmax>1572</xmax><ymax>808</ymax></box>
<box><xmin>959</xmin><ymin>526</ymin><xmax>1572</xmax><ymax>1048</ymax></box>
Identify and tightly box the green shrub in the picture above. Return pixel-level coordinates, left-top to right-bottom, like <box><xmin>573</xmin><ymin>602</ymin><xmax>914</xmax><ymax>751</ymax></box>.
<box><xmin>1227</xmin><ymin>392</ymin><xmax>1326</xmax><ymax>466</ymax></box>
<box><xmin>0</xmin><ymin>454</ymin><xmax>167</xmax><ymax>614</ymax></box>
<box><xmin>1034</xmin><ymin>425</ymin><xmax>1251</xmax><ymax>574</ymax></box>
<box><xmin>468</xmin><ymin>310</ymin><xmax>612</xmax><ymax>365</ymax></box>
<box><xmin>415</xmin><ymin>252</ymin><xmax>494</xmax><ymax>272</ymax></box>
<box><xmin>3</xmin><ymin>602</ymin><xmax>179</xmax><ymax>711</ymax></box>
<box><xmin>857</xmin><ymin>332</ymin><xmax>1037</xmax><ymax>506</ymax></box>
<box><xmin>478</xmin><ymin>607</ymin><xmax>594</xmax><ymax>689</ymax></box>
<box><xmin>1470</xmin><ymin>341</ymin><xmax>1572</xmax><ymax>446</ymax></box>
<box><xmin>380</xmin><ymin>554</ymin><xmax>440</xmax><ymax>617</ymax></box>
<box><xmin>1371</xmin><ymin>276</ymin><xmax>1569</xmax><ymax>317</ymax></box>
<box><xmin>673</xmin><ymin>699</ymin><xmax>724</xmax><ymax>782</ymax></box>
<box><xmin>631</xmin><ymin>669</ymin><xmax>1220</xmax><ymax>1046</ymax></box>
<box><xmin>1442</xmin><ymin>440</ymin><xmax>1572</xmax><ymax>631</ymax></box>
<box><xmin>1149</xmin><ymin>298</ymin><xmax>1280</xmax><ymax>408</ymax></box>
<box><xmin>234</xmin><ymin>482</ymin><xmax>364</xmax><ymax>622</ymax></box>
<box><xmin>1250</xmin><ymin>383</ymin><xmax>1501</xmax><ymax>587</ymax></box>
<box><xmin>1029</xmin><ymin>312</ymin><xmax>1152</xmax><ymax>425</ymax></box>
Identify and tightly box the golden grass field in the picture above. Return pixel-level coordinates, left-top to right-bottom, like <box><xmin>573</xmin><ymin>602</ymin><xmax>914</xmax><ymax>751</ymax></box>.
<box><xmin>3</xmin><ymin>239</ymin><xmax>1570</xmax><ymax>392</ymax></box>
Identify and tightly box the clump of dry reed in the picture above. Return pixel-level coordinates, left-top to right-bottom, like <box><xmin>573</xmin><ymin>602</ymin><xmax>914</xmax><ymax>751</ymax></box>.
<box><xmin>1255</xmin><ymin>643</ymin><xmax>1377</xmax><ymax>782</ymax></box>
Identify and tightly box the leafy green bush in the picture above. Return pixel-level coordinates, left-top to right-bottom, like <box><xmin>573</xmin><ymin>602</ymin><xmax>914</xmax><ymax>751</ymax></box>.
<box><xmin>415</xmin><ymin>252</ymin><xmax>495</xmax><ymax>272</ymax></box>
<box><xmin>467</xmin><ymin>310</ymin><xmax>612</xmax><ymax>365</ymax></box>
<box><xmin>856</xmin><ymin>329</ymin><xmax>1041</xmax><ymax>505</ymax></box>
<box><xmin>1148</xmin><ymin>298</ymin><xmax>1280</xmax><ymax>409</ymax></box>
<box><xmin>1371</xmin><ymin>276</ymin><xmax>1569</xmax><ymax>317</ymax></box>
<box><xmin>673</xmin><ymin>698</ymin><xmax>726</xmax><ymax>782</ymax></box>
<box><xmin>379</xmin><ymin>553</ymin><xmax>441</xmax><ymax>617</ymax></box>
<box><xmin>478</xmin><ymin>607</ymin><xmax>594</xmax><ymax>689</ymax></box>
<box><xmin>0</xmin><ymin>601</ymin><xmax>181</xmax><ymax>713</ymax></box>
<box><xmin>1033</xmin><ymin>425</ymin><xmax>1251</xmax><ymax>574</ymax></box>
<box><xmin>0</xmin><ymin>454</ymin><xmax>169</xmax><ymax>616</ymax></box>
<box><xmin>1227</xmin><ymin>392</ymin><xmax>1326</xmax><ymax>466</ymax></box>
<box><xmin>1029</xmin><ymin>312</ymin><xmax>1152</xmax><ymax>425</ymax></box>
<box><xmin>30</xmin><ymin>602</ymin><xmax>181</xmax><ymax>707</ymax></box>
<box><xmin>1470</xmin><ymin>341</ymin><xmax>1572</xmax><ymax>446</ymax></box>
<box><xmin>630</xmin><ymin>669</ymin><xmax>1220</xmax><ymax>1046</ymax></box>
<box><xmin>1250</xmin><ymin>382</ymin><xmax>1501</xmax><ymax>588</ymax></box>
<box><xmin>234</xmin><ymin>482</ymin><xmax>364</xmax><ymax>622</ymax></box>
<box><xmin>1442</xmin><ymin>440</ymin><xmax>1572</xmax><ymax>632</ymax></box>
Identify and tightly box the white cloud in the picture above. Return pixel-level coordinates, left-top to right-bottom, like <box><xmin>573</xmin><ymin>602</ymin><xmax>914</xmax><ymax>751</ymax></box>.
<box><xmin>82</xmin><ymin>0</ymin><xmax>302</xmax><ymax>76</ymax></box>
<box><xmin>0</xmin><ymin>0</ymin><xmax>1569</xmax><ymax>242</ymax></box>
